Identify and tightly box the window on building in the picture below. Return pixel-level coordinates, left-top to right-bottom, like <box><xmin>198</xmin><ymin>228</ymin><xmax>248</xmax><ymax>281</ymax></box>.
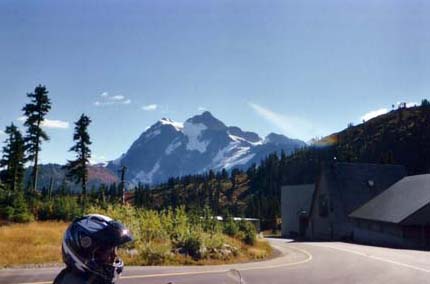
<box><xmin>319</xmin><ymin>194</ymin><xmax>329</xmax><ymax>217</ymax></box>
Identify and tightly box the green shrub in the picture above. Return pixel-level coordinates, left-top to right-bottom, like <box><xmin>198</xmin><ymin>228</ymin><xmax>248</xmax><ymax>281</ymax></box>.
<box><xmin>170</xmin><ymin>207</ymin><xmax>189</xmax><ymax>243</ymax></box>
<box><xmin>12</xmin><ymin>211</ymin><xmax>34</xmax><ymax>223</ymax></box>
<box><xmin>138</xmin><ymin>242</ymin><xmax>172</xmax><ymax>265</ymax></box>
<box><xmin>38</xmin><ymin>196</ymin><xmax>82</xmax><ymax>221</ymax></box>
<box><xmin>223</xmin><ymin>217</ymin><xmax>239</xmax><ymax>237</ymax></box>
<box><xmin>238</xmin><ymin>221</ymin><xmax>257</xmax><ymax>245</ymax></box>
<box><xmin>0</xmin><ymin>191</ymin><xmax>33</xmax><ymax>223</ymax></box>
<box><xmin>86</xmin><ymin>205</ymin><xmax>261</xmax><ymax>263</ymax></box>
<box><xmin>0</xmin><ymin>206</ymin><xmax>15</xmax><ymax>220</ymax></box>
<box><xmin>182</xmin><ymin>232</ymin><xmax>203</xmax><ymax>259</ymax></box>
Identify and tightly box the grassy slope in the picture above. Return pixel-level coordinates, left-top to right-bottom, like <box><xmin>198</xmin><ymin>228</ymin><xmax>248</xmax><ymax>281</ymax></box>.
<box><xmin>0</xmin><ymin>222</ymin><xmax>271</xmax><ymax>268</ymax></box>
<box><xmin>0</xmin><ymin>221</ymin><xmax>68</xmax><ymax>267</ymax></box>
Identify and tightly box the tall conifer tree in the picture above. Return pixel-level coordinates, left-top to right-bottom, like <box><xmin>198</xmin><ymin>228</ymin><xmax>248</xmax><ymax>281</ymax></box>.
<box><xmin>22</xmin><ymin>85</ymin><xmax>51</xmax><ymax>192</ymax></box>
<box><xmin>0</xmin><ymin>123</ymin><xmax>25</xmax><ymax>192</ymax></box>
<box><xmin>64</xmin><ymin>114</ymin><xmax>92</xmax><ymax>203</ymax></box>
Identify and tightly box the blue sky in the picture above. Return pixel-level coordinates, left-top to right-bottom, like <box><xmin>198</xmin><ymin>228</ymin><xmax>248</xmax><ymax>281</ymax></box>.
<box><xmin>0</xmin><ymin>0</ymin><xmax>429</xmax><ymax>164</ymax></box>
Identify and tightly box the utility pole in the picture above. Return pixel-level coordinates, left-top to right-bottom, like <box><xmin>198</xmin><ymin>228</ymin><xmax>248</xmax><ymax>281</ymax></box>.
<box><xmin>118</xmin><ymin>166</ymin><xmax>127</xmax><ymax>205</ymax></box>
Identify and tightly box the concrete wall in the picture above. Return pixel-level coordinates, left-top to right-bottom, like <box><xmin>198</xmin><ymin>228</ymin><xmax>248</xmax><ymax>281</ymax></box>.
<box><xmin>307</xmin><ymin>171</ymin><xmax>336</xmax><ymax>240</ymax></box>
<box><xmin>352</xmin><ymin>219</ymin><xmax>430</xmax><ymax>249</ymax></box>
<box><xmin>402</xmin><ymin>203</ymin><xmax>430</xmax><ymax>226</ymax></box>
<box><xmin>353</xmin><ymin>227</ymin><xmax>406</xmax><ymax>248</ymax></box>
<box><xmin>281</xmin><ymin>184</ymin><xmax>314</xmax><ymax>237</ymax></box>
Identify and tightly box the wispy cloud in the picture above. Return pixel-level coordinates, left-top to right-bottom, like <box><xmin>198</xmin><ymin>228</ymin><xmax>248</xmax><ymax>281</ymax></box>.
<box><xmin>142</xmin><ymin>104</ymin><xmax>158</xmax><ymax>111</ymax></box>
<box><xmin>94</xmin><ymin>92</ymin><xmax>131</xmax><ymax>106</ymax></box>
<box><xmin>198</xmin><ymin>106</ymin><xmax>207</xmax><ymax>112</ymax></box>
<box><xmin>248</xmin><ymin>102</ymin><xmax>326</xmax><ymax>141</ymax></box>
<box><xmin>360</xmin><ymin>101</ymin><xmax>418</xmax><ymax>122</ymax></box>
<box><xmin>360</xmin><ymin>108</ymin><xmax>389</xmax><ymax>122</ymax></box>
<box><xmin>42</xmin><ymin>119</ymin><xmax>69</xmax><ymax>129</ymax></box>
<box><xmin>0</xmin><ymin>130</ymin><xmax>4</xmax><ymax>136</ymax></box>
<box><xmin>111</xmin><ymin>95</ymin><xmax>125</xmax><ymax>101</ymax></box>
<box><xmin>17</xmin><ymin>116</ymin><xmax>69</xmax><ymax>129</ymax></box>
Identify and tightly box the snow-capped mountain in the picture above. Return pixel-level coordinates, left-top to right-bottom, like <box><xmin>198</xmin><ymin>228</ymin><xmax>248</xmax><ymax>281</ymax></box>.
<box><xmin>106</xmin><ymin>112</ymin><xmax>306</xmax><ymax>185</ymax></box>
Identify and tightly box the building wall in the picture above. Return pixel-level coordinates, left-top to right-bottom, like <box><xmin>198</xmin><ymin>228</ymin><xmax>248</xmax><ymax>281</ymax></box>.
<box><xmin>402</xmin><ymin>203</ymin><xmax>430</xmax><ymax>226</ymax></box>
<box><xmin>353</xmin><ymin>226</ymin><xmax>405</xmax><ymax>248</ymax></box>
<box><xmin>307</xmin><ymin>170</ymin><xmax>336</xmax><ymax>240</ymax></box>
<box><xmin>281</xmin><ymin>184</ymin><xmax>314</xmax><ymax>237</ymax></box>
<box><xmin>352</xmin><ymin>218</ymin><xmax>430</xmax><ymax>249</ymax></box>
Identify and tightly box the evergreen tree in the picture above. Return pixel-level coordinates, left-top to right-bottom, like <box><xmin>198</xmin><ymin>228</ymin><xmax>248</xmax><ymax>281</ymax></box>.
<box><xmin>59</xmin><ymin>178</ymin><xmax>70</xmax><ymax>196</ymax></box>
<box><xmin>0</xmin><ymin>124</ymin><xmax>25</xmax><ymax>192</ymax></box>
<box><xmin>64</xmin><ymin>114</ymin><xmax>92</xmax><ymax>204</ymax></box>
<box><xmin>0</xmin><ymin>125</ymin><xmax>32</xmax><ymax>222</ymax></box>
<box><xmin>221</xmin><ymin>168</ymin><xmax>229</xmax><ymax>180</ymax></box>
<box><xmin>22</xmin><ymin>85</ymin><xmax>51</xmax><ymax>192</ymax></box>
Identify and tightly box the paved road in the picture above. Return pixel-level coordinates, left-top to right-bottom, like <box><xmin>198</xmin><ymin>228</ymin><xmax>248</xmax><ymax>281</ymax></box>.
<box><xmin>1</xmin><ymin>239</ymin><xmax>430</xmax><ymax>284</ymax></box>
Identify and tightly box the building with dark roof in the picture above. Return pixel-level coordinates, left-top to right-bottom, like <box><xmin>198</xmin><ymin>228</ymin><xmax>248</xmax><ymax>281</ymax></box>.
<box><xmin>306</xmin><ymin>162</ymin><xmax>406</xmax><ymax>241</ymax></box>
<box><xmin>281</xmin><ymin>162</ymin><xmax>430</xmax><ymax>248</ymax></box>
<box><xmin>349</xmin><ymin>174</ymin><xmax>430</xmax><ymax>248</ymax></box>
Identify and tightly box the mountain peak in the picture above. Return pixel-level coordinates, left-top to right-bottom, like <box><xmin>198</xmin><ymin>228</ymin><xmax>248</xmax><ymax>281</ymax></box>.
<box><xmin>107</xmin><ymin>112</ymin><xmax>306</xmax><ymax>185</ymax></box>
<box><xmin>227</xmin><ymin>126</ymin><xmax>262</xmax><ymax>143</ymax></box>
<box><xmin>186</xmin><ymin>111</ymin><xmax>227</xmax><ymax>131</ymax></box>
<box><xmin>156</xmin><ymin>117</ymin><xmax>183</xmax><ymax>131</ymax></box>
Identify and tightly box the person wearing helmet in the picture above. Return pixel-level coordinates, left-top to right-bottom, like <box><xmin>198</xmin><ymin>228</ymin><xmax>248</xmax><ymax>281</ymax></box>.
<box><xmin>53</xmin><ymin>214</ymin><xmax>133</xmax><ymax>284</ymax></box>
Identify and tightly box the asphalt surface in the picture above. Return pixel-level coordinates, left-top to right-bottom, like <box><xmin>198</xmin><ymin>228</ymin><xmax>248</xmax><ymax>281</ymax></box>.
<box><xmin>1</xmin><ymin>238</ymin><xmax>430</xmax><ymax>284</ymax></box>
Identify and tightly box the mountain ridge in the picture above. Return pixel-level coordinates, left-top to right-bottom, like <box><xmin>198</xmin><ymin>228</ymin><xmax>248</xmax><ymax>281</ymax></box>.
<box><xmin>106</xmin><ymin>111</ymin><xmax>306</xmax><ymax>185</ymax></box>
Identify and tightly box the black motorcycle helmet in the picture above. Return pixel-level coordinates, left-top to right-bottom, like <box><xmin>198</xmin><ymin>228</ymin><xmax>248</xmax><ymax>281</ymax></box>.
<box><xmin>62</xmin><ymin>214</ymin><xmax>133</xmax><ymax>283</ymax></box>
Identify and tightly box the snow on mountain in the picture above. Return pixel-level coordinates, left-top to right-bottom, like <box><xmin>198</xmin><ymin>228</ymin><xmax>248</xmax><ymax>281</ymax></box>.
<box><xmin>165</xmin><ymin>138</ymin><xmax>182</xmax><ymax>155</ymax></box>
<box><xmin>144</xmin><ymin>129</ymin><xmax>161</xmax><ymax>139</ymax></box>
<box><xmin>211</xmin><ymin>142</ymin><xmax>254</xmax><ymax>170</ymax></box>
<box><xmin>182</xmin><ymin>121</ymin><xmax>209</xmax><ymax>153</ymax></box>
<box><xmin>107</xmin><ymin>111</ymin><xmax>305</xmax><ymax>185</ymax></box>
<box><xmin>159</xmin><ymin>117</ymin><xmax>183</xmax><ymax>131</ymax></box>
<box><xmin>227</xmin><ymin>126</ymin><xmax>262</xmax><ymax>143</ymax></box>
<box><xmin>132</xmin><ymin>161</ymin><xmax>160</xmax><ymax>184</ymax></box>
<box><xmin>228</xmin><ymin>133</ymin><xmax>263</xmax><ymax>146</ymax></box>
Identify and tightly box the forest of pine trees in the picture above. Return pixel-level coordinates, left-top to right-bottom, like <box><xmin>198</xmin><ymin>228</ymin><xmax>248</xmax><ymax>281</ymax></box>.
<box><xmin>0</xmin><ymin>85</ymin><xmax>99</xmax><ymax>222</ymax></box>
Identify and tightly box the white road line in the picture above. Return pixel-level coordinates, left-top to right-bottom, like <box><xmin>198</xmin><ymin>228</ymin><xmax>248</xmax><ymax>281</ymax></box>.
<box><xmin>308</xmin><ymin>243</ymin><xmax>430</xmax><ymax>273</ymax></box>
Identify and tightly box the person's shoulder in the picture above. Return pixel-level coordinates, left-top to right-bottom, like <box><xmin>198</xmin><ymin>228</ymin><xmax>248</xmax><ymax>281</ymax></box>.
<box><xmin>53</xmin><ymin>268</ymin><xmax>88</xmax><ymax>284</ymax></box>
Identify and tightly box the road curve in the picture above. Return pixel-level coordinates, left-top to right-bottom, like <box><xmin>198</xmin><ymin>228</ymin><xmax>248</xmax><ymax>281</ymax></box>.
<box><xmin>1</xmin><ymin>238</ymin><xmax>429</xmax><ymax>284</ymax></box>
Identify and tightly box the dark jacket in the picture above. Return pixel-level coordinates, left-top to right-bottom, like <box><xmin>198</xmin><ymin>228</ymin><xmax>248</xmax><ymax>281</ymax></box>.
<box><xmin>53</xmin><ymin>267</ymin><xmax>113</xmax><ymax>284</ymax></box>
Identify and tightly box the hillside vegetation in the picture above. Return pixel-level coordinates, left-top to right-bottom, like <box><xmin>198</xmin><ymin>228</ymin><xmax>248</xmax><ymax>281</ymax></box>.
<box><xmin>328</xmin><ymin>105</ymin><xmax>430</xmax><ymax>173</ymax></box>
<box><xmin>0</xmin><ymin>207</ymin><xmax>271</xmax><ymax>267</ymax></box>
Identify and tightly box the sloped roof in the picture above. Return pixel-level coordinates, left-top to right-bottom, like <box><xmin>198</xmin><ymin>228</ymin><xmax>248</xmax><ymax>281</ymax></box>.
<box><xmin>331</xmin><ymin>162</ymin><xmax>406</xmax><ymax>214</ymax></box>
<box><xmin>349</xmin><ymin>174</ymin><xmax>430</xmax><ymax>224</ymax></box>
